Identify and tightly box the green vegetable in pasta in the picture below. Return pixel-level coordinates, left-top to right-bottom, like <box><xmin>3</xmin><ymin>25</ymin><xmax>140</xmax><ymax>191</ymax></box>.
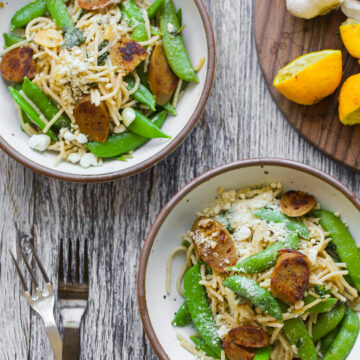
<box><xmin>162</xmin><ymin>103</ymin><xmax>177</xmax><ymax>115</ymax></box>
<box><xmin>254</xmin><ymin>346</ymin><xmax>271</xmax><ymax>360</ymax></box>
<box><xmin>147</xmin><ymin>0</ymin><xmax>165</xmax><ymax>19</ymax></box>
<box><xmin>171</xmin><ymin>301</ymin><xmax>191</xmax><ymax>327</ymax></box>
<box><xmin>10</xmin><ymin>0</ymin><xmax>47</xmax><ymax>31</ymax></box>
<box><xmin>190</xmin><ymin>336</ymin><xmax>220</xmax><ymax>359</ymax></box>
<box><xmin>320</xmin><ymin>326</ymin><xmax>339</xmax><ymax>355</ymax></box>
<box><xmin>302</xmin><ymin>295</ymin><xmax>337</xmax><ymax>313</ymax></box>
<box><xmin>121</xmin><ymin>0</ymin><xmax>148</xmax><ymax>42</ymax></box>
<box><xmin>125</xmin><ymin>76</ymin><xmax>156</xmax><ymax>111</ymax></box>
<box><xmin>3</xmin><ymin>33</ymin><xmax>25</xmax><ymax>49</ymax></box>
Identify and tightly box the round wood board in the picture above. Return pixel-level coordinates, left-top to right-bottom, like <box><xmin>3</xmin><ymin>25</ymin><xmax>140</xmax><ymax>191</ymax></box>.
<box><xmin>254</xmin><ymin>0</ymin><xmax>360</xmax><ymax>171</ymax></box>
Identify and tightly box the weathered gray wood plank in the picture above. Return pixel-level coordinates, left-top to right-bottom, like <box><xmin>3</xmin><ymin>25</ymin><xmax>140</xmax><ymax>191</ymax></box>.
<box><xmin>0</xmin><ymin>0</ymin><xmax>359</xmax><ymax>359</ymax></box>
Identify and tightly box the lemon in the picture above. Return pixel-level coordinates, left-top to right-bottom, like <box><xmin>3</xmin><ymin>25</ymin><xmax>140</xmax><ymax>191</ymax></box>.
<box><xmin>340</xmin><ymin>18</ymin><xmax>360</xmax><ymax>58</ymax></box>
<box><xmin>339</xmin><ymin>73</ymin><xmax>360</xmax><ymax>125</ymax></box>
<box><xmin>273</xmin><ymin>50</ymin><xmax>342</xmax><ymax>105</ymax></box>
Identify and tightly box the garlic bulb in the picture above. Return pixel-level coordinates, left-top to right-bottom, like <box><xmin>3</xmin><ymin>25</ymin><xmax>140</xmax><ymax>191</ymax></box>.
<box><xmin>342</xmin><ymin>0</ymin><xmax>360</xmax><ymax>19</ymax></box>
<box><xmin>286</xmin><ymin>0</ymin><xmax>344</xmax><ymax>19</ymax></box>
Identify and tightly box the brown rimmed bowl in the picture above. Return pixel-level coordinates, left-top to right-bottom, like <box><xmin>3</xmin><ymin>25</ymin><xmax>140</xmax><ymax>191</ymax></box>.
<box><xmin>0</xmin><ymin>0</ymin><xmax>215</xmax><ymax>182</ymax></box>
<box><xmin>138</xmin><ymin>158</ymin><xmax>360</xmax><ymax>360</ymax></box>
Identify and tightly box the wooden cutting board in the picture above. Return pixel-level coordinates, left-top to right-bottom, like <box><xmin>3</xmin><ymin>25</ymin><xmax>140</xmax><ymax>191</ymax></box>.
<box><xmin>254</xmin><ymin>0</ymin><xmax>360</xmax><ymax>171</ymax></box>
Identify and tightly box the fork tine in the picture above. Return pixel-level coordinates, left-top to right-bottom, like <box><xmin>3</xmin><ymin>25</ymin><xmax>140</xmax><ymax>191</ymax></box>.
<box><xmin>67</xmin><ymin>239</ymin><xmax>72</xmax><ymax>283</ymax></box>
<box><xmin>83</xmin><ymin>238</ymin><xmax>88</xmax><ymax>284</ymax></box>
<box><xmin>75</xmin><ymin>238</ymin><xmax>80</xmax><ymax>283</ymax></box>
<box><xmin>58</xmin><ymin>238</ymin><xmax>64</xmax><ymax>284</ymax></box>
<box><xmin>10</xmin><ymin>251</ymin><xmax>29</xmax><ymax>293</ymax></box>
<box><xmin>18</xmin><ymin>244</ymin><xmax>39</xmax><ymax>289</ymax></box>
<box><xmin>29</xmin><ymin>243</ymin><xmax>50</xmax><ymax>284</ymax></box>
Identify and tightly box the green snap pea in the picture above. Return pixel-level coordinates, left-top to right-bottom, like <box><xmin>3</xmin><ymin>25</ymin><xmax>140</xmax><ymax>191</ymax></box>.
<box><xmin>282</xmin><ymin>318</ymin><xmax>317</xmax><ymax>360</ymax></box>
<box><xmin>223</xmin><ymin>276</ymin><xmax>283</xmax><ymax>321</ymax></box>
<box><xmin>160</xmin><ymin>0</ymin><xmax>198</xmax><ymax>83</ymax></box>
<box><xmin>10</xmin><ymin>0</ymin><xmax>47</xmax><ymax>31</ymax></box>
<box><xmin>128</xmin><ymin>109</ymin><xmax>170</xmax><ymax>138</ymax></box>
<box><xmin>190</xmin><ymin>336</ymin><xmax>220</xmax><ymax>359</ymax></box>
<box><xmin>176</xmin><ymin>8</ymin><xmax>182</xmax><ymax>26</ymax></box>
<box><xmin>22</xmin><ymin>77</ymin><xmax>70</xmax><ymax>131</ymax></box>
<box><xmin>312</xmin><ymin>303</ymin><xmax>346</xmax><ymax>342</ymax></box>
<box><xmin>254</xmin><ymin>346</ymin><xmax>271</xmax><ymax>360</ymax></box>
<box><xmin>147</xmin><ymin>0</ymin><xmax>165</xmax><ymax>19</ymax></box>
<box><xmin>227</xmin><ymin>233</ymin><xmax>299</xmax><ymax>273</ymax></box>
<box><xmin>121</xmin><ymin>0</ymin><xmax>148</xmax><ymax>41</ymax></box>
<box><xmin>313</xmin><ymin>209</ymin><xmax>360</xmax><ymax>293</ymax></box>
<box><xmin>184</xmin><ymin>263</ymin><xmax>222</xmax><ymax>358</ymax></box>
<box><xmin>131</xmin><ymin>24</ymin><xmax>148</xmax><ymax>42</ymax></box>
<box><xmin>172</xmin><ymin>301</ymin><xmax>191</xmax><ymax>327</ymax></box>
<box><xmin>86</xmin><ymin>111</ymin><xmax>167</xmax><ymax>157</ymax></box>
<box><xmin>303</xmin><ymin>295</ymin><xmax>337</xmax><ymax>314</ymax></box>
<box><xmin>9</xmin><ymin>87</ymin><xmax>58</xmax><ymax>142</ymax></box>
<box><xmin>3</xmin><ymin>33</ymin><xmax>25</xmax><ymax>49</ymax></box>
<box><xmin>320</xmin><ymin>326</ymin><xmax>339</xmax><ymax>355</ymax></box>
<box><xmin>125</xmin><ymin>76</ymin><xmax>156</xmax><ymax>111</ymax></box>
<box><xmin>253</xmin><ymin>207</ymin><xmax>309</xmax><ymax>239</ymax></box>
<box><xmin>46</xmin><ymin>0</ymin><xmax>85</xmax><ymax>48</ymax></box>
<box><xmin>322</xmin><ymin>308</ymin><xmax>360</xmax><ymax>360</ymax></box>
<box><xmin>162</xmin><ymin>103</ymin><xmax>177</xmax><ymax>115</ymax></box>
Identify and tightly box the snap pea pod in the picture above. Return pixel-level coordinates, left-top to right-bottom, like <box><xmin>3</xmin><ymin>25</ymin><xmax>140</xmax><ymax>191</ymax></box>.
<box><xmin>3</xmin><ymin>33</ymin><xmax>25</xmax><ymax>49</ymax></box>
<box><xmin>128</xmin><ymin>109</ymin><xmax>170</xmax><ymax>138</ymax></box>
<box><xmin>223</xmin><ymin>276</ymin><xmax>283</xmax><ymax>321</ymax></box>
<box><xmin>121</xmin><ymin>0</ymin><xmax>147</xmax><ymax>41</ymax></box>
<box><xmin>320</xmin><ymin>326</ymin><xmax>339</xmax><ymax>355</ymax></box>
<box><xmin>253</xmin><ymin>208</ymin><xmax>309</xmax><ymax>239</ymax></box>
<box><xmin>125</xmin><ymin>76</ymin><xmax>156</xmax><ymax>111</ymax></box>
<box><xmin>282</xmin><ymin>318</ymin><xmax>317</xmax><ymax>360</ymax></box>
<box><xmin>8</xmin><ymin>87</ymin><xmax>58</xmax><ymax>141</ymax></box>
<box><xmin>303</xmin><ymin>295</ymin><xmax>337</xmax><ymax>314</ymax></box>
<box><xmin>254</xmin><ymin>346</ymin><xmax>271</xmax><ymax>360</ymax></box>
<box><xmin>176</xmin><ymin>8</ymin><xmax>182</xmax><ymax>25</ymax></box>
<box><xmin>190</xmin><ymin>336</ymin><xmax>220</xmax><ymax>359</ymax></box>
<box><xmin>313</xmin><ymin>209</ymin><xmax>360</xmax><ymax>293</ymax></box>
<box><xmin>172</xmin><ymin>301</ymin><xmax>191</xmax><ymax>327</ymax></box>
<box><xmin>322</xmin><ymin>308</ymin><xmax>360</xmax><ymax>360</ymax></box>
<box><xmin>147</xmin><ymin>0</ymin><xmax>165</xmax><ymax>19</ymax></box>
<box><xmin>184</xmin><ymin>263</ymin><xmax>222</xmax><ymax>358</ymax></box>
<box><xmin>86</xmin><ymin>111</ymin><xmax>167</xmax><ymax>157</ymax></box>
<box><xmin>22</xmin><ymin>77</ymin><xmax>70</xmax><ymax>131</ymax></box>
<box><xmin>227</xmin><ymin>233</ymin><xmax>299</xmax><ymax>273</ymax></box>
<box><xmin>46</xmin><ymin>0</ymin><xmax>85</xmax><ymax>48</ymax></box>
<box><xmin>10</xmin><ymin>0</ymin><xmax>47</xmax><ymax>31</ymax></box>
<box><xmin>162</xmin><ymin>103</ymin><xmax>177</xmax><ymax>115</ymax></box>
<box><xmin>312</xmin><ymin>303</ymin><xmax>346</xmax><ymax>342</ymax></box>
<box><xmin>160</xmin><ymin>0</ymin><xmax>198</xmax><ymax>83</ymax></box>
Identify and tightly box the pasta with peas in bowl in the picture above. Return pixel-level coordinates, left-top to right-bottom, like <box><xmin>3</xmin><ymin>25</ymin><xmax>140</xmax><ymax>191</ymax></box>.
<box><xmin>0</xmin><ymin>0</ymin><xmax>205</xmax><ymax>170</ymax></box>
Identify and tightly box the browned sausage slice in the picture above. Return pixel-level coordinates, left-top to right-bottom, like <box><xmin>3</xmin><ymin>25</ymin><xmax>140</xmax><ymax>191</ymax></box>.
<box><xmin>0</xmin><ymin>47</ymin><xmax>35</xmax><ymax>83</ymax></box>
<box><xmin>224</xmin><ymin>326</ymin><xmax>269</xmax><ymax>349</ymax></box>
<box><xmin>271</xmin><ymin>250</ymin><xmax>310</xmax><ymax>304</ymax></box>
<box><xmin>73</xmin><ymin>95</ymin><xmax>109</xmax><ymax>143</ymax></box>
<box><xmin>110</xmin><ymin>38</ymin><xmax>147</xmax><ymax>75</ymax></box>
<box><xmin>78</xmin><ymin>0</ymin><xmax>113</xmax><ymax>10</ymax></box>
<box><xmin>221</xmin><ymin>342</ymin><xmax>255</xmax><ymax>360</ymax></box>
<box><xmin>280</xmin><ymin>190</ymin><xmax>315</xmax><ymax>217</ymax></box>
<box><xmin>148</xmin><ymin>44</ymin><xmax>179</xmax><ymax>106</ymax></box>
<box><xmin>192</xmin><ymin>217</ymin><xmax>236</xmax><ymax>273</ymax></box>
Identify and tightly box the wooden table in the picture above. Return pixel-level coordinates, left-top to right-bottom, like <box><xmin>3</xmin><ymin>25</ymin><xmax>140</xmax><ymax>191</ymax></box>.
<box><xmin>1</xmin><ymin>1</ymin><xmax>359</xmax><ymax>359</ymax></box>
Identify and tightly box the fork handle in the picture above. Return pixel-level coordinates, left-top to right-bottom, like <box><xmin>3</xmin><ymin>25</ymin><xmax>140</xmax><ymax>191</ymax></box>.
<box><xmin>43</xmin><ymin>314</ymin><xmax>63</xmax><ymax>360</ymax></box>
<box><xmin>63</xmin><ymin>326</ymin><xmax>81</xmax><ymax>360</ymax></box>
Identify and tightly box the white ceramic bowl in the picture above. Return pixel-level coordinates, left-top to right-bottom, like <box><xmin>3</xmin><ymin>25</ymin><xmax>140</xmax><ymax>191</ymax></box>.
<box><xmin>0</xmin><ymin>0</ymin><xmax>215</xmax><ymax>182</ymax></box>
<box><xmin>138</xmin><ymin>158</ymin><xmax>360</xmax><ymax>360</ymax></box>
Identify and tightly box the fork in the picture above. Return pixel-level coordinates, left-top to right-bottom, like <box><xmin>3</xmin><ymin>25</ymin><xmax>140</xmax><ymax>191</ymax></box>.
<box><xmin>10</xmin><ymin>243</ymin><xmax>63</xmax><ymax>360</ymax></box>
<box><xmin>58</xmin><ymin>238</ymin><xmax>89</xmax><ymax>360</ymax></box>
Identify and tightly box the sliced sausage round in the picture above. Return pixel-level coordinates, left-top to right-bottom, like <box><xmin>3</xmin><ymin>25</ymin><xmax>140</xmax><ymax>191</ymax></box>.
<box><xmin>280</xmin><ymin>190</ymin><xmax>315</xmax><ymax>217</ymax></box>
<box><xmin>221</xmin><ymin>342</ymin><xmax>255</xmax><ymax>360</ymax></box>
<box><xmin>192</xmin><ymin>217</ymin><xmax>236</xmax><ymax>273</ymax></box>
<box><xmin>78</xmin><ymin>0</ymin><xmax>114</xmax><ymax>10</ymax></box>
<box><xmin>73</xmin><ymin>95</ymin><xmax>109</xmax><ymax>143</ymax></box>
<box><xmin>110</xmin><ymin>38</ymin><xmax>147</xmax><ymax>75</ymax></box>
<box><xmin>224</xmin><ymin>326</ymin><xmax>269</xmax><ymax>349</ymax></box>
<box><xmin>0</xmin><ymin>47</ymin><xmax>35</xmax><ymax>83</ymax></box>
<box><xmin>271</xmin><ymin>249</ymin><xmax>310</xmax><ymax>304</ymax></box>
<box><xmin>148</xmin><ymin>44</ymin><xmax>179</xmax><ymax>106</ymax></box>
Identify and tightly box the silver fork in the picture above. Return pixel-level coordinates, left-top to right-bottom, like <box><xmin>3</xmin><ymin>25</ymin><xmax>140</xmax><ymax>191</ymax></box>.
<box><xmin>10</xmin><ymin>243</ymin><xmax>63</xmax><ymax>360</ymax></box>
<box><xmin>58</xmin><ymin>239</ymin><xmax>89</xmax><ymax>360</ymax></box>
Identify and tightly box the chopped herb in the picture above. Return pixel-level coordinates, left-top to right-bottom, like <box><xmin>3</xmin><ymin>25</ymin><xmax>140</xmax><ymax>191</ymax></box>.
<box><xmin>87</xmin><ymin>82</ymin><xmax>98</xmax><ymax>88</ymax></box>
<box><xmin>315</xmin><ymin>285</ymin><xmax>332</xmax><ymax>298</ymax></box>
<box><xmin>99</xmin><ymin>40</ymin><xmax>109</xmax><ymax>51</ymax></box>
<box><xmin>97</xmin><ymin>52</ymin><xmax>109</xmax><ymax>65</ymax></box>
<box><xmin>182</xmin><ymin>240</ymin><xmax>190</xmax><ymax>248</ymax></box>
<box><xmin>226</xmin><ymin>224</ymin><xmax>235</xmax><ymax>234</ymax></box>
<box><xmin>64</xmin><ymin>27</ymin><xmax>86</xmax><ymax>48</ymax></box>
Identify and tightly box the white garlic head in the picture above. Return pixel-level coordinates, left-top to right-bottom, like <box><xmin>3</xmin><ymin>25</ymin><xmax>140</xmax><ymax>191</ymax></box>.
<box><xmin>286</xmin><ymin>0</ymin><xmax>344</xmax><ymax>19</ymax></box>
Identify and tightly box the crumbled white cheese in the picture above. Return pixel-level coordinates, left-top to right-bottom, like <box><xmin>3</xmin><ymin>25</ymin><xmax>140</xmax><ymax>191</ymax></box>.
<box><xmin>114</xmin><ymin>124</ymin><xmax>126</xmax><ymax>133</ymax></box>
<box><xmin>233</xmin><ymin>226</ymin><xmax>251</xmax><ymax>241</ymax></box>
<box><xmin>122</xmin><ymin>107</ymin><xmax>136</xmax><ymax>127</ymax></box>
<box><xmin>167</xmin><ymin>22</ymin><xmax>175</xmax><ymax>33</ymax></box>
<box><xmin>63</xmin><ymin>130</ymin><xmax>76</xmax><ymax>142</ymax></box>
<box><xmin>80</xmin><ymin>153</ymin><xmax>98</xmax><ymax>168</ymax></box>
<box><xmin>68</xmin><ymin>153</ymin><xmax>81</xmax><ymax>164</ymax></box>
<box><xmin>217</xmin><ymin>324</ymin><xmax>230</xmax><ymax>339</ymax></box>
<box><xmin>76</xmin><ymin>133</ymin><xmax>88</xmax><ymax>144</ymax></box>
<box><xmin>29</xmin><ymin>134</ymin><xmax>51</xmax><ymax>152</ymax></box>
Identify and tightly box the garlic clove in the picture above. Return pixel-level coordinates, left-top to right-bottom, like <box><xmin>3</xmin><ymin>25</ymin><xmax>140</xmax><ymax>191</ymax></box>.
<box><xmin>286</xmin><ymin>0</ymin><xmax>343</xmax><ymax>19</ymax></box>
<box><xmin>33</xmin><ymin>29</ymin><xmax>63</xmax><ymax>48</ymax></box>
<box><xmin>342</xmin><ymin>0</ymin><xmax>360</xmax><ymax>19</ymax></box>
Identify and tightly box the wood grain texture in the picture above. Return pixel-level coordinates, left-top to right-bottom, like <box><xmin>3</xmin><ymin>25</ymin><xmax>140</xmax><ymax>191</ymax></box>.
<box><xmin>0</xmin><ymin>0</ymin><xmax>359</xmax><ymax>359</ymax></box>
<box><xmin>254</xmin><ymin>0</ymin><xmax>360</xmax><ymax>171</ymax></box>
